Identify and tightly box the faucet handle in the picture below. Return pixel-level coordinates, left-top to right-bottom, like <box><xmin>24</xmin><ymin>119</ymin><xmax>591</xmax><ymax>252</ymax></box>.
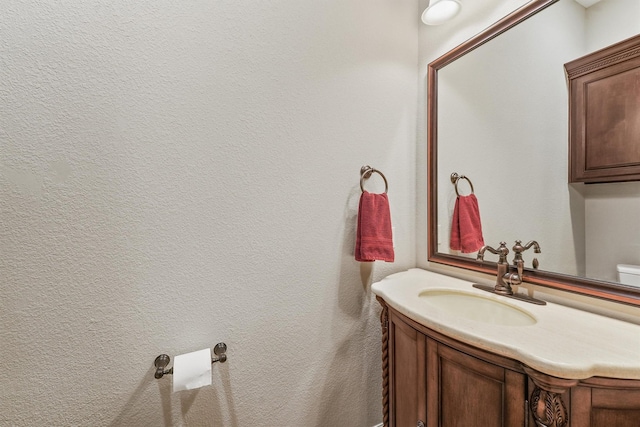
<box><xmin>497</xmin><ymin>242</ymin><xmax>509</xmax><ymax>261</ymax></box>
<box><xmin>512</xmin><ymin>240</ymin><xmax>526</xmax><ymax>265</ymax></box>
<box><xmin>512</xmin><ymin>240</ymin><xmax>525</xmax><ymax>254</ymax></box>
<box><xmin>512</xmin><ymin>240</ymin><xmax>541</xmax><ymax>265</ymax></box>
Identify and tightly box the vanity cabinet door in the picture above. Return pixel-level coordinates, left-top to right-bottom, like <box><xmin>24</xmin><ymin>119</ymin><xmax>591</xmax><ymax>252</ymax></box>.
<box><xmin>426</xmin><ymin>339</ymin><xmax>526</xmax><ymax>427</ymax></box>
<box><xmin>570</xmin><ymin>384</ymin><xmax>640</xmax><ymax>427</ymax></box>
<box><xmin>389</xmin><ymin>313</ymin><xmax>427</xmax><ymax>427</ymax></box>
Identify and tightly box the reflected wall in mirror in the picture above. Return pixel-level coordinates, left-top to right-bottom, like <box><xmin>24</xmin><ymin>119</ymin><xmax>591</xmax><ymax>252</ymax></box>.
<box><xmin>428</xmin><ymin>0</ymin><xmax>640</xmax><ymax>305</ymax></box>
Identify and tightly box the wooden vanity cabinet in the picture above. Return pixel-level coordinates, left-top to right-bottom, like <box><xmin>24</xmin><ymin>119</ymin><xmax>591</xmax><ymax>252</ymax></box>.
<box><xmin>389</xmin><ymin>313</ymin><xmax>426</xmax><ymax>426</ymax></box>
<box><xmin>387</xmin><ymin>306</ymin><xmax>526</xmax><ymax>427</ymax></box>
<box><xmin>381</xmin><ymin>300</ymin><xmax>640</xmax><ymax>427</ymax></box>
<box><xmin>570</xmin><ymin>378</ymin><xmax>640</xmax><ymax>427</ymax></box>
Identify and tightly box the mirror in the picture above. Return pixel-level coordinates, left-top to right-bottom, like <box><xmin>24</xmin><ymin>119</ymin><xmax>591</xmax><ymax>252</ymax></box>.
<box><xmin>428</xmin><ymin>0</ymin><xmax>640</xmax><ymax>306</ymax></box>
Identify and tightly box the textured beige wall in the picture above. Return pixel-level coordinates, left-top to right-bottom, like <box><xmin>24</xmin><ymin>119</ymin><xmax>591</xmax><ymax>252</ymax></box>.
<box><xmin>0</xmin><ymin>1</ymin><xmax>418</xmax><ymax>425</ymax></box>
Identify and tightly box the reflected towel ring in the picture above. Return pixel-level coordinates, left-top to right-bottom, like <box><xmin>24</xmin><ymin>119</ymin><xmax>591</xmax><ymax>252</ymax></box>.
<box><xmin>360</xmin><ymin>165</ymin><xmax>388</xmax><ymax>194</ymax></box>
<box><xmin>450</xmin><ymin>172</ymin><xmax>474</xmax><ymax>196</ymax></box>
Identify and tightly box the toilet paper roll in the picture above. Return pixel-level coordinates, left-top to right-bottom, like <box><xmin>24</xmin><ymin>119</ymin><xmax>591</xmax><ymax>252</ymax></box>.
<box><xmin>172</xmin><ymin>348</ymin><xmax>212</xmax><ymax>392</ymax></box>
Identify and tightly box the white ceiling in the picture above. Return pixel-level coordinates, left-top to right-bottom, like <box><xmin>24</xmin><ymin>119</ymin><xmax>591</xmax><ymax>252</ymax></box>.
<box><xmin>574</xmin><ymin>0</ymin><xmax>602</xmax><ymax>8</ymax></box>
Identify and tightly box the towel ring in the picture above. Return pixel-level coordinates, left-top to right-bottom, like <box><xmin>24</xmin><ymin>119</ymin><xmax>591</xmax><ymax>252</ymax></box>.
<box><xmin>360</xmin><ymin>165</ymin><xmax>388</xmax><ymax>194</ymax></box>
<box><xmin>450</xmin><ymin>172</ymin><xmax>474</xmax><ymax>196</ymax></box>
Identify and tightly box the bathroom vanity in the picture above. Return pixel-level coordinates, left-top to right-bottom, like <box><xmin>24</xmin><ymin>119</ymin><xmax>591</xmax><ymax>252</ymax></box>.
<box><xmin>415</xmin><ymin>0</ymin><xmax>640</xmax><ymax>422</ymax></box>
<box><xmin>372</xmin><ymin>269</ymin><xmax>640</xmax><ymax>427</ymax></box>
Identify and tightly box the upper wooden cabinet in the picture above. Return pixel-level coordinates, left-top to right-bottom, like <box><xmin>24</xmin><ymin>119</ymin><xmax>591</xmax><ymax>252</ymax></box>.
<box><xmin>566</xmin><ymin>34</ymin><xmax>640</xmax><ymax>183</ymax></box>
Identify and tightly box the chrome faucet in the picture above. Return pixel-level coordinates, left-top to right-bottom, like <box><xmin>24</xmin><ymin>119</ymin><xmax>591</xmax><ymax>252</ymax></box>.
<box><xmin>475</xmin><ymin>240</ymin><xmax>546</xmax><ymax>305</ymax></box>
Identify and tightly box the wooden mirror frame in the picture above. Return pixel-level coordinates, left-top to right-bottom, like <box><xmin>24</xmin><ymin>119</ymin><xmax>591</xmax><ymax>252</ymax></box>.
<box><xmin>427</xmin><ymin>0</ymin><xmax>640</xmax><ymax>306</ymax></box>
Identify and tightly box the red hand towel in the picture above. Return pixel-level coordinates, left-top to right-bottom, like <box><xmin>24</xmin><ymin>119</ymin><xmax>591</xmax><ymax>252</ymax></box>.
<box><xmin>355</xmin><ymin>191</ymin><xmax>394</xmax><ymax>262</ymax></box>
<box><xmin>450</xmin><ymin>194</ymin><xmax>485</xmax><ymax>253</ymax></box>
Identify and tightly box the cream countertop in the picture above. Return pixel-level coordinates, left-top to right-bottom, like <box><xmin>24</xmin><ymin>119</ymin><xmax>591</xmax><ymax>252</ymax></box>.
<box><xmin>372</xmin><ymin>268</ymin><xmax>640</xmax><ymax>380</ymax></box>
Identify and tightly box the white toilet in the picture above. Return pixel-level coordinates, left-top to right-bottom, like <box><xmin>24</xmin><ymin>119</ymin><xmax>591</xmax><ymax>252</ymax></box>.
<box><xmin>616</xmin><ymin>264</ymin><xmax>640</xmax><ymax>286</ymax></box>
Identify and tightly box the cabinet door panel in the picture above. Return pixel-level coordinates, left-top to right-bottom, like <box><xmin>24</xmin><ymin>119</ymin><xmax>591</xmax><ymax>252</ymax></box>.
<box><xmin>390</xmin><ymin>315</ymin><xmax>426</xmax><ymax>427</ymax></box>
<box><xmin>430</xmin><ymin>342</ymin><xmax>525</xmax><ymax>427</ymax></box>
<box><xmin>439</xmin><ymin>345</ymin><xmax>505</xmax><ymax>427</ymax></box>
<box><xmin>504</xmin><ymin>370</ymin><xmax>527</xmax><ymax>427</ymax></box>
<box><xmin>591</xmin><ymin>409</ymin><xmax>640</xmax><ymax>427</ymax></box>
<box><xmin>591</xmin><ymin>387</ymin><xmax>640</xmax><ymax>410</ymax></box>
<box><xmin>571</xmin><ymin>385</ymin><xmax>640</xmax><ymax>427</ymax></box>
<box><xmin>592</xmin><ymin>387</ymin><xmax>640</xmax><ymax>427</ymax></box>
<box><xmin>440</xmin><ymin>356</ymin><xmax>504</xmax><ymax>426</ymax></box>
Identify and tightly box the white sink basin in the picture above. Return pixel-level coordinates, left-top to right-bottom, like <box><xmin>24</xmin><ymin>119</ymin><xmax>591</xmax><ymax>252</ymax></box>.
<box><xmin>418</xmin><ymin>289</ymin><xmax>537</xmax><ymax>326</ymax></box>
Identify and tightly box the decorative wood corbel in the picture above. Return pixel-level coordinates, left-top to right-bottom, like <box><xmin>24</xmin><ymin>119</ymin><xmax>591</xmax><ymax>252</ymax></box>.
<box><xmin>523</xmin><ymin>366</ymin><xmax>579</xmax><ymax>427</ymax></box>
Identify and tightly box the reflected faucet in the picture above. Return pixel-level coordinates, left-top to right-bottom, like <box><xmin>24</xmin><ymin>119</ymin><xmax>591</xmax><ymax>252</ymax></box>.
<box><xmin>512</xmin><ymin>240</ymin><xmax>541</xmax><ymax>267</ymax></box>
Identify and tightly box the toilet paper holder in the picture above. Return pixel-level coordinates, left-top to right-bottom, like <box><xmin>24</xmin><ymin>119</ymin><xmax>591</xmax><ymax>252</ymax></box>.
<box><xmin>154</xmin><ymin>342</ymin><xmax>228</xmax><ymax>379</ymax></box>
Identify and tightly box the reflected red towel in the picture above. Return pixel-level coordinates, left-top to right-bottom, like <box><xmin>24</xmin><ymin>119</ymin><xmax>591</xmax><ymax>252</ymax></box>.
<box><xmin>355</xmin><ymin>191</ymin><xmax>394</xmax><ymax>262</ymax></box>
<box><xmin>450</xmin><ymin>194</ymin><xmax>485</xmax><ymax>253</ymax></box>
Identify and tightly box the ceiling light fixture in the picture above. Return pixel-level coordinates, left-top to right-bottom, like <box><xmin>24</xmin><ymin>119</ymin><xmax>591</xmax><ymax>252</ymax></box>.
<box><xmin>421</xmin><ymin>0</ymin><xmax>462</xmax><ymax>26</ymax></box>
